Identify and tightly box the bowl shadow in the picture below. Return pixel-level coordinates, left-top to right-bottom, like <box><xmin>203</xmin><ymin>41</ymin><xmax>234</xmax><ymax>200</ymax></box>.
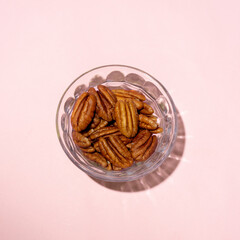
<box><xmin>90</xmin><ymin>109</ymin><xmax>185</xmax><ymax>192</ymax></box>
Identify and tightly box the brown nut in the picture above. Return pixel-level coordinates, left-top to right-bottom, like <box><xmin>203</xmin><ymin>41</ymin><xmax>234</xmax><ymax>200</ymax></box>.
<box><xmin>80</xmin><ymin>146</ymin><xmax>95</xmax><ymax>153</ymax></box>
<box><xmin>102</xmin><ymin>131</ymin><xmax>122</xmax><ymax>139</ymax></box>
<box><xmin>88</xmin><ymin>87</ymin><xmax>113</xmax><ymax>121</ymax></box>
<box><xmin>112</xmin><ymin>89</ymin><xmax>146</xmax><ymax>101</ymax></box>
<box><xmin>89</xmin><ymin>113</ymin><xmax>101</xmax><ymax>129</ymax></box>
<box><xmin>130</xmin><ymin>130</ymin><xmax>158</xmax><ymax>161</ymax></box>
<box><xmin>144</xmin><ymin>116</ymin><xmax>163</xmax><ymax>133</ymax></box>
<box><xmin>89</xmin><ymin>126</ymin><xmax>119</xmax><ymax>140</ymax></box>
<box><xmin>139</xmin><ymin>114</ymin><xmax>158</xmax><ymax>130</ymax></box>
<box><xmin>118</xmin><ymin>135</ymin><xmax>132</xmax><ymax>145</ymax></box>
<box><xmin>92</xmin><ymin>133</ymin><xmax>124</xmax><ymax>154</ymax></box>
<box><xmin>126</xmin><ymin>143</ymin><xmax>132</xmax><ymax>148</ymax></box>
<box><xmin>82</xmin><ymin>128</ymin><xmax>95</xmax><ymax>138</ymax></box>
<box><xmin>115</xmin><ymin>100</ymin><xmax>138</xmax><ymax>138</ymax></box>
<box><xmin>71</xmin><ymin>92</ymin><xmax>87</xmax><ymax>131</ymax></box>
<box><xmin>71</xmin><ymin>92</ymin><xmax>97</xmax><ymax>132</ymax></box>
<box><xmin>135</xmin><ymin>135</ymin><xmax>158</xmax><ymax>161</ymax></box>
<box><xmin>150</xmin><ymin>127</ymin><xmax>163</xmax><ymax>134</ymax></box>
<box><xmin>72</xmin><ymin>131</ymin><xmax>91</xmax><ymax>148</ymax></box>
<box><xmin>132</xmin><ymin>135</ymin><xmax>153</xmax><ymax>159</ymax></box>
<box><xmin>115</xmin><ymin>96</ymin><xmax>143</xmax><ymax>110</ymax></box>
<box><xmin>105</xmin><ymin>161</ymin><xmax>112</xmax><ymax>171</ymax></box>
<box><xmin>87</xmin><ymin>85</ymin><xmax>116</xmax><ymax>122</ymax></box>
<box><xmin>84</xmin><ymin>152</ymin><xmax>108</xmax><ymax>168</ymax></box>
<box><xmin>99</xmin><ymin>136</ymin><xmax>133</xmax><ymax>168</ymax></box>
<box><xmin>112</xmin><ymin>165</ymin><xmax>122</xmax><ymax>171</ymax></box>
<box><xmin>93</xmin><ymin>141</ymin><xmax>101</xmax><ymax>152</ymax></box>
<box><xmin>130</xmin><ymin>129</ymin><xmax>151</xmax><ymax>151</ymax></box>
<box><xmin>147</xmin><ymin>115</ymin><xmax>158</xmax><ymax>122</ymax></box>
<box><xmin>98</xmin><ymin>85</ymin><xmax>117</xmax><ymax>107</ymax></box>
<box><xmin>140</xmin><ymin>102</ymin><xmax>154</xmax><ymax>115</ymax></box>
<box><xmin>94</xmin><ymin>119</ymin><xmax>109</xmax><ymax>130</ymax></box>
<box><xmin>112</xmin><ymin>121</ymin><xmax>118</xmax><ymax>127</ymax></box>
<box><xmin>99</xmin><ymin>90</ymin><xmax>116</xmax><ymax>121</ymax></box>
<box><xmin>82</xmin><ymin>119</ymin><xmax>108</xmax><ymax>137</ymax></box>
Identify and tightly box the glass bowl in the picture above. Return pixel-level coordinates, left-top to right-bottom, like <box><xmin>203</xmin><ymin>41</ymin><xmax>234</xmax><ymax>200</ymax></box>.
<box><xmin>56</xmin><ymin>65</ymin><xmax>178</xmax><ymax>182</ymax></box>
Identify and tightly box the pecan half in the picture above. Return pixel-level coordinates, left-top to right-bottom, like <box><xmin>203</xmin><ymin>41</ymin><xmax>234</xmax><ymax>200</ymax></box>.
<box><xmin>71</xmin><ymin>92</ymin><xmax>87</xmax><ymax>131</ymax></box>
<box><xmin>140</xmin><ymin>102</ymin><xmax>154</xmax><ymax>115</ymax></box>
<box><xmin>89</xmin><ymin>126</ymin><xmax>119</xmax><ymax>140</ymax></box>
<box><xmin>72</xmin><ymin>131</ymin><xmax>92</xmax><ymax>148</ymax></box>
<box><xmin>118</xmin><ymin>135</ymin><xmax>132</xmax><ymax>145</ymax></box>
<box><xmin>132</xmin><ymin>135</ymin><xmax>153</xmax><ymax>159</ymax></box>
<box><xmin>99</xmin><ymin>90</ymin><xmax>116</xmax><ymax>120</ymax></box>
<box><xmin>88</xmin><ymin>86</ymin><xmax>117</xmax><ymax>122</ymax></box>
<box><xmin>139</xmin><ymin>114</ymin><xmax>158</xmax><ymax>130</ymax></box>
<box><xmin>71</xmin><ymin>92</ymin><xmax>96</xmax><ymax>132</ymax></box>
<box><xmin>84</xmin><ymin>152</ymin><xmax>108</xmax><ymax>168</ymax></box>
<box><xmin>115</xmin><ymin>100</ymin><xmax>138</xmax><ymax>138</ymax></box>
<box><xmin>109</xmin><ymin>135</ymin><xmax>132</xmax><ymax>158</ymax></box>
<box><xmin>70</xmin><ymin>84</ymin><xmax>162</xmax><ymax>171</ymax></box>
<box><xmin>112</xmin><ymin>89</ymin><xmax>146</xmax><ymax>101</ymax></box>
<box><xmin>115</xmin><ymin>96</ymin><xmax>143</xmax><ymax>110</ymax></box>
<box><xmin>82</xmin><ymin>119</ymin><xmax>108</xmax><ymax>137</ymax></box>
<box><xmin>130</xmin><ymin>129</ymin><xmax>151</xmax><ymax>151</ymax></box>
<box><xmin>98</xmin><ymin>85</ymin><xmax>117</xmax><ymax>107</ymax></box>
<box><xmin>80</xmin><ymin>146</ymin><xmax>95</xmax><ymax>153</ymax></box>
<box><xmin>93</xmin><ymin>141</ymin><xmax>101</xmax><ymax>152</ymax></box>
<box><xmin>147</xmin><ymin>115</ymin><xmax>158</xmax><ymax>122</ymax></box>
<box><xmin>150</xmin><ymin>127</ymin><xmax>163</xmax><ymax>134</ymax></box>
<box><xmin>135</xmin><ymin>135</ymin><xmax>158</xmax><ymax>161</ymax></box>
<box><xmin>94</xmin><ymin>119</ymin><xmax>109</xmax><ymax>130</ymax></box>
<box><xmin>99</xmin><ymin>136</ymin><xmax>133</xmax><ymax>168</ymax></box>
<box><xmin>130</xmin><ymin>130</ymin><xmax>158</xmax><ymax>161</ymax></box>
<box><xmin>89</xmin><ymin>113</ymin><xmax>101</xmax><ymax>129</ymax></box>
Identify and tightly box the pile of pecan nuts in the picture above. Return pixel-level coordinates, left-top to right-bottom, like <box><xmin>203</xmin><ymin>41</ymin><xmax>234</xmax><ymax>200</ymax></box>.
<box><xmin>71</xmin><ymin>85</ymin><xmax>163</xmax><ymax>171</ymax></box>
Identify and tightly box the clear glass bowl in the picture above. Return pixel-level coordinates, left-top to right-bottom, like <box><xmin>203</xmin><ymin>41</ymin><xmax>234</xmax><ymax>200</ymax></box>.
<box><xmin>56</xmin><ymin>65</ymin><xmax>178</xmax><ymax>182</ymax></box>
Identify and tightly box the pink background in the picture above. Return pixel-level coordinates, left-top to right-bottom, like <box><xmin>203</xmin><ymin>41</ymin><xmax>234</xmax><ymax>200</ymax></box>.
<box><xmin>1</xmin><ymin>0</ymin><xmax>240</xmax><ymax>239</ymax></box>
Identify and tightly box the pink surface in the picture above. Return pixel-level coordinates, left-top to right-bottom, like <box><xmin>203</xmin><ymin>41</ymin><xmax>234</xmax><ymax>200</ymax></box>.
<box><xmin>1</xmin><ymin>0</ymin><xmax>240</xmax><ymax>239</ymax></box>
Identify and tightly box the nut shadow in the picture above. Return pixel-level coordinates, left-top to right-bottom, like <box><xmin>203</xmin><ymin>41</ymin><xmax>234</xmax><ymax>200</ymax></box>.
<box><xmin>90</xmin><ymin>109</ymin><xmax>185</xmax><ymax>192</ymax></box>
